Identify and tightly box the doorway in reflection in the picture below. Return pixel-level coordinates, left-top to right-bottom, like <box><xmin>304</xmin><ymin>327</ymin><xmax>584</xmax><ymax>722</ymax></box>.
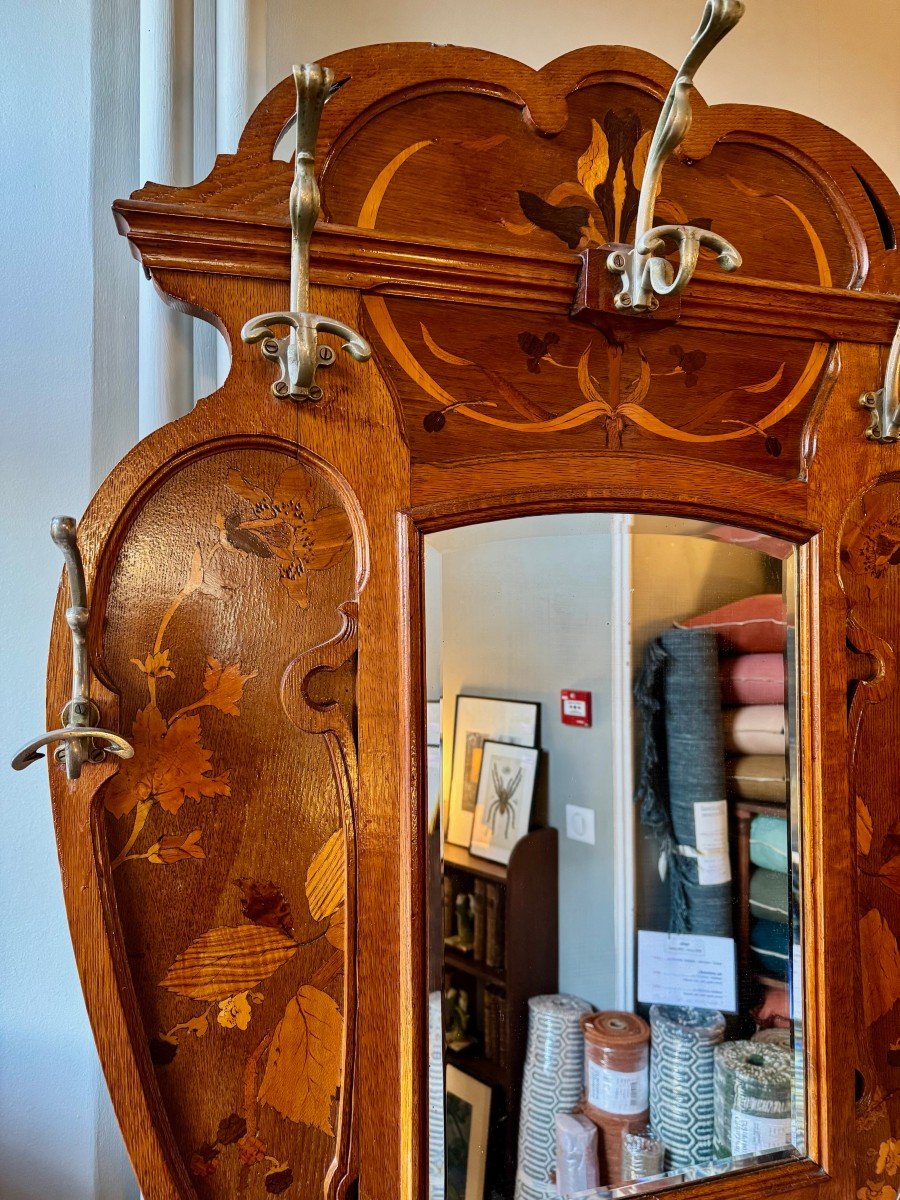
<box><xmin>425</xmin><ymin>514</ymin><xmax>803</xmax><ymax>1200</ymax></box>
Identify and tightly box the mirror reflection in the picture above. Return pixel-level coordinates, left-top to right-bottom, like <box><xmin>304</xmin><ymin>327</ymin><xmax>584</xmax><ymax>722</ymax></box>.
<box><xmin>424</xmin><ymin>514</ymin><xmax>803</xmax><ymax>1199</ymax></box>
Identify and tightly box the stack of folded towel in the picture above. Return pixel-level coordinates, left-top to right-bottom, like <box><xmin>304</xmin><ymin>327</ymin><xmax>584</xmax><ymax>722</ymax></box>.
<box><xmin>677</xmin><ymin>594</ymin><xmax>790</xmax><ymax>986</ymax></box>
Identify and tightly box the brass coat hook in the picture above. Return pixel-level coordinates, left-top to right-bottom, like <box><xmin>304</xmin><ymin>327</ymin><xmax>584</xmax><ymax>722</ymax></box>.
<box><xmin>241</xmin><ymin>63</ymin><xmax>372</xmax><ymax>400</ymax></box>
<box><xmin>860</xmin><ymin>321</ymin><xmax>900</xmax><ymax>443</ymax></box>
<box><xmin>11</xmin><ymin>517</ymin><xmax>134</xmax><ymax>780</ymax></box>
<box><xmin>607</xmin><ymin>0</ymin><xmax>745</xmax><ymax>313</ymax></box>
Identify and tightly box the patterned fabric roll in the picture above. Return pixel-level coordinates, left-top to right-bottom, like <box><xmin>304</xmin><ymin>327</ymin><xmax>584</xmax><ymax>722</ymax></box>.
<box><xmin>515</xmin><ymin>994</ymin><xmax>593</xmax><ymax>1200</ymax></box>
<box><xmin>621</xmin><ymin>1128</ymin><xmax>666</xmax><ymax>1182</ymax></box>
<box><xmin>427</xmin><ymin>990</ymin><xmax>445</xmax><ymax>1200</ymax></box>
<box><xmin>635</xmin><ymin>629</ymin><xmax>732</xmax><ymax>936</ymax></box>
<box><xmin>713</xmin><ymin>1041</ymin><xmax>793</xmax><ymax>1158</ymax></box>
<box><xmin>649</xmin><ymin>1006</ymin><xmax>725</xmax><ymax>1171</ymax></box>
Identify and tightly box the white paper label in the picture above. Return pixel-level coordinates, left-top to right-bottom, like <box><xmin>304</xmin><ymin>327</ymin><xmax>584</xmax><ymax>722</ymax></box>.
<box><xmin>730</xmin><ymin>1111</ymin><xmax>792</xmax><ymax>1155</ymax></box>
<box><xmin>697</xmin><ymin>851</ymin><xmax>732</xmax><ymax>885</ymax></box>
<box><xmin>693</xmin><ymin>800</ymin><xmax>731</xmax><ymax>884</ymax></box>
<box><xmin>586</xmin><ymin>1062</ymin><xmax>648</xmax><ymax>1115</ymax></box>
<box><xmin>694</xmin><ymin>800</ymin><xmax>728</xmax><ymax>852</ymax></box>
<box><xmin>637</xmin><ymin>930</ymin><xmax>738</xmax><ymax>1013</ymax></box>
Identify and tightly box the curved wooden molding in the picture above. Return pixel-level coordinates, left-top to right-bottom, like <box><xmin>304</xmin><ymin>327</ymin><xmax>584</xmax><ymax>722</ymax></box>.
<box><xmin>117</xmin><ymin>42</ymin><xmax>900</xmax><ymax>321</ymax></box>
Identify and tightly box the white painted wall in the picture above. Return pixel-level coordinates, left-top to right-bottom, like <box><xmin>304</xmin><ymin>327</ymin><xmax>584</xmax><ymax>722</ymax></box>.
<box><xmin>2</xmin><ymin>1</ymin><xmax>898</xmax><ymax>1194</ymax></box>
<box><xmin>429</xmin><ymin>516</ymin><xmax>622</xmax><ymax>1007</ymax></box>
<box><xmin>0</xmin><ymin>2</ymin><xmax>139</xmax><ymax>1197</ymax></box>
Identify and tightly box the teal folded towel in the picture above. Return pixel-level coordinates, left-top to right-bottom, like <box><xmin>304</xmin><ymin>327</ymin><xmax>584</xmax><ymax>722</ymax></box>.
<box><xmin>750</xmin><ymin>868</ymin><xmax>789</xmax><ymax>924</ymax></box>
<box><xmin>750</xmin><ymin>918</ymin><xmax>790</xmax><ymax>980</ymax></box>
<box><xmin>749</xmin><ymin>814</ymin><xmax>789</xmax><ymax>873</ymax></box>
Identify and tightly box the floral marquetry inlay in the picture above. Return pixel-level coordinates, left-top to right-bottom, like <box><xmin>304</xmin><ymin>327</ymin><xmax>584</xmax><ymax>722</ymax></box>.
<box><xmin>100</xmin><ymin>448</ymin><xmax>361</xmax><ymax>1199</ymax></box>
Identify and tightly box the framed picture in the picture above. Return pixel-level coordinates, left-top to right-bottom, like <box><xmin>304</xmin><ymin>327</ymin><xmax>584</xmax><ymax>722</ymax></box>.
<box><xmin>446</xmin><ymin>696</ymin><xmax>539</xmax><ymax>847</ymax></box>
<box><xmin>445</xmin><ymin>1065</ymin><xmax>491</xmax><ymax>1200</ymax></box>
<box><xmin>469</xmin><ymin>741</ymin><xmax>539</xmax><ymax>865</ymax></box>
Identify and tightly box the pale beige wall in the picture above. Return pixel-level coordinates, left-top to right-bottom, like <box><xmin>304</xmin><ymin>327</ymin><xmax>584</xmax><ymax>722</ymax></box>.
<box><xmin>270</xmin><ymin>0</ymin><xmax>900</xmax><ymax>190</ymax></box>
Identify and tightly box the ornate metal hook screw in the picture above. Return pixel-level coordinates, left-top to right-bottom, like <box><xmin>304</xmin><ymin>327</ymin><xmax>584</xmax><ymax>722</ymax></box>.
<box><xmin>860</xmin><ymin>321</ymin><xmax>900</xmax><ymax>443</ymax></box>
<box><xmin>607</xmin><ymin>0</ymin><xmax>745</xmax><ymax>313</ymax></box>
<box><xmin>11</xmin><ymin>517</ymin><xmax>134</xmax><ymax>780</ymax></box>
<box><xmin>241</xmin><ymin>63</ymin><xmax>371</xmax><ymax>400</ymax></box>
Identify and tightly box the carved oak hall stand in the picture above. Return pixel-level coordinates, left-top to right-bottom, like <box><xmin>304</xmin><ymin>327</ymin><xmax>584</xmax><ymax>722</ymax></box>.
<box><xmin>13</xmin><ymin>6</ymin><xmax>900</xmax><ymax>1200</ymax></box>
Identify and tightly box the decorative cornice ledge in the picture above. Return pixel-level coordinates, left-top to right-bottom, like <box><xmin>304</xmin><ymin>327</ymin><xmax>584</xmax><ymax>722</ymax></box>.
<box><xmin>113</xmin><ymin>199</ymin><xmax>900</xmax><ymax>346</ymax></box>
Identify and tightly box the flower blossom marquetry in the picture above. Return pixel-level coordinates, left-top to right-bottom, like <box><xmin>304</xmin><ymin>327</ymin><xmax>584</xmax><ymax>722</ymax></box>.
<box><xmin>106</xmin><ymin>542</ymin><xmax>257</xmax><ymax>871</ymax></box>
<box><xmin>878</xmin><ymin>1140</ymin><xmax>900</xmax><ymax>1178</ymax></box>
<box><xmin>858</xmin><ymin>1182</ymin><xmax>898</xmax><ymax>1200</ymax></box>
<box><xmin>223</xmin><ymin>465</ymin><xmax>353</xmax><ymax>609</ymax></box>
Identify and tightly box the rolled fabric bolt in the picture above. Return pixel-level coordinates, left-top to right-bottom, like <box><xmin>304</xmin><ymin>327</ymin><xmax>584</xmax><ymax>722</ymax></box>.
<box><xmin>620</xmin><ymin>1128</ymin><xmax>666</xmax><ymax>1183</ymax></box>
<box><xmin>635</xmin><ymin>629</ymin><xmax>732</xmax><ymax>937</ymax></box>
<box><xmin>754</xmin><ymin>984</ymin><xmax>791</xmax><ymax>1025</ymax></box>
<box><xmin>723</xmin><ymin>706</ymin><xmax>787</xmax><ymax>756</ymax></box>
<box><xmin>555</xmin><ymin>1113</ymin><xmax>599</xmax><ymax>1195</ymax></box>
<box><xmin>649</xmin><ymin>1005</ymin><xmax>725</xmax><ymax>1171</ymax></box>
<box><xmin>515</xmin><ymin>995</ymin><xmax>593</xmax><ymax>1200</ymax></box>
<box><xmin>581</xmin><ymin>1012</ymin><xmax>651</xmax><ymax>1185</ymax></box>
<box><xmin>713</xmin><ymin>1041</ymin><xmax>793</xmax><ymax>1158</ymax></box>
<box><xmin>752</xmin><ymin>1027</ymin><xmax>792</xmax><ymax>1049</ymax></box>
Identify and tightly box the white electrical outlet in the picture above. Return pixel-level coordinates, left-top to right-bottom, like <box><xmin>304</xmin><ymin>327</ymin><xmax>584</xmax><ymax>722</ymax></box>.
<box><xmin>565</xmin><ymin>804</ymin><xmax>596</xmax><ymax>845</ymax></box>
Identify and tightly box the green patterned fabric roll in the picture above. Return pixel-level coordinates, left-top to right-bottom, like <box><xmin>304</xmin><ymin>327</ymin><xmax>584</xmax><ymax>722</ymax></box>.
<box><xmin>649</xmin><ymin>1006</ymin><xmax>725</xmax><ymax>1171</ymax></box>
<box><xmin>713</xmin><ymin>1041</ymin><xmax>792</xmax><ymax>1158</ymax></box>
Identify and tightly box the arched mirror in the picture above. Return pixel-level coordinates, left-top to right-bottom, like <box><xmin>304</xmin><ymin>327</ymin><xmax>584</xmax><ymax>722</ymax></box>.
<box><xmin>423</xmin><ymin>515</ymin><xmax>803</xmax><ymax>1198</ymax></box>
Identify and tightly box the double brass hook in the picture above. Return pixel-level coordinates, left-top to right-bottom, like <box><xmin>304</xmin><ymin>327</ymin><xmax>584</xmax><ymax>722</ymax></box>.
<box><xmin>241</xmin><ymin>63</ymin><xmax>371</xmax><ymax>400</ymax></box>
<box><xmin>607</xmin><ymin>0</ymin><xmax>745</xmax><ymax>313</ymax></box>
<box><xmin>11</xmin><ymin>518</ymin><xmax>133</xmax><ymax>780</ymax></box>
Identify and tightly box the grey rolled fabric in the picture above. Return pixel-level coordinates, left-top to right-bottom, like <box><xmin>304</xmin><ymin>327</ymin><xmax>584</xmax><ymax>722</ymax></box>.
<box><xmin>635</xmin><ymin>628</ymin><xmax>733</xmax><ymax>936</ymax></box>
<box><xmin>713</xmin><ymin>1041</ymin><xmax>793</xmax><ymax>1158</ymax></box>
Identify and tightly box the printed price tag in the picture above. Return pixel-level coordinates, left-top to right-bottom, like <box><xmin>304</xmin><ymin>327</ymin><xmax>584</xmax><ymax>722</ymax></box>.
<box><xmin>637</xmin><ymin>930</ymin><xmax>738</xmax><ymax>1013</ymax></box>
<box><xmin>587</xmin><ymin>1062</ymin><xmax>648</xmax><ymax>1116</ymax></box>
<box><xmin>731</xmin><ymin>1112</ymin><xmax>792</xmax><ymax>1155</ymax></box>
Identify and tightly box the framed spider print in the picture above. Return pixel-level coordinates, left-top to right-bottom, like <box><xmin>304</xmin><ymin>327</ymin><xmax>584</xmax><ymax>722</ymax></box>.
<box><xmin>446</xmin><ymin>696</ymin><xmax>539</xmax><ymax>847</ymax></box>
<box><xmin>468</xmin><ymin>741</ymin><xmax>539</xmax><ymax>865</ymax></box>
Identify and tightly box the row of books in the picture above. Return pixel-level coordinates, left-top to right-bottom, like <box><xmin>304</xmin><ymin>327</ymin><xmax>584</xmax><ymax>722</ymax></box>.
<box><xmin>442</xmin><ymin>876</ymin><xmax>505</xmax><ymax>970</ymax></box>
<box><xmin>482</xmin><ymin>988</ymin><xmax>509</xmax><ymax>1067</ymax></box>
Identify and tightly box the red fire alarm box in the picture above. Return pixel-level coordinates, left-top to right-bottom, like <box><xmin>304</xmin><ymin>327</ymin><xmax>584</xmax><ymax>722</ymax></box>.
<box><xmin>560</xmin><ymin>689</ymin><xmax>592</xmax><ymax>727</ymax></box>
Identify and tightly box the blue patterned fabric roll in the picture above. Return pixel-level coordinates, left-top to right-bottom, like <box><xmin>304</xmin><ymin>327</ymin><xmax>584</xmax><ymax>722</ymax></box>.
<box><xmin>649</xmin><ymin>1005</ymin><xmax>726</xmax><ymax>1171</ymax></box>
<box><xmin>635</xmin><ymin>629</ymin><xmax>732</xmax><ymax>936</ymax></box>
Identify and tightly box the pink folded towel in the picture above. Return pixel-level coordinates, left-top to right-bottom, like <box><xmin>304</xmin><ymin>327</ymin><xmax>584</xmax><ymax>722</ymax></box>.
<box><xmin>676</xmin><ymin>593</ymin><xmax>786</xmax><ymax>654</ymax></box>
<box><xmin>720</xmin><ymin>653</ymin><xmax>785</xmax><ymax>706</ymax></box>
<box><xmin>723</xmin><ymin>705</ymin><xmax>787</xmax><ymax>755</ymax></box>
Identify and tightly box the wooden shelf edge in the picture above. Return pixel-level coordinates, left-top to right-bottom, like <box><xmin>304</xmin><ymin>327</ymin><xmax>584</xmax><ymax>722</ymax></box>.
<box><xmin>112</xmin><ymin>201</ymin><xmax>900</xmax><ymax>344</ymax></box>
